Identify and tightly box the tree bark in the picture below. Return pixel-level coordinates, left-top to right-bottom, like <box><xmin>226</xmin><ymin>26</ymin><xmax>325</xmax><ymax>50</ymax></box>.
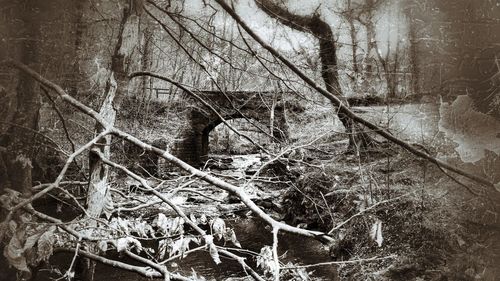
<box><xmin>0</xmin><ymin>0</ymin><xmax>42</xmax><ymax>196</ymax></box>
<box><xmin>79</xmin><ymin>2</ymin><xmax>143</xmax><ymax>280</ymax></box>
<box><xmin>0</xmin><ymin>2</ymin><xmax>42</xmax><ymax>278</ymax></box>
<box><xmin>407</xmin><ymin>9</ymin><xmax>420</xmax><ymax>96</ymax></box>
<box><xmin>347</xmin><ymin>0</ymin><xmax>360</xmax><ymax>77</ymax></box>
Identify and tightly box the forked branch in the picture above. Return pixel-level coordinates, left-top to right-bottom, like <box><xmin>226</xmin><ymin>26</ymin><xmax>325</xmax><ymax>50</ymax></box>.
<box><xmin>212</xmin><ymin>0</ymin><xmax>495</xmax><ymax>190</ymax></box>
<box><xmin>2</xmin><ymin>59</ymin><xmax>334</xmax><ymax>243</ymax></box>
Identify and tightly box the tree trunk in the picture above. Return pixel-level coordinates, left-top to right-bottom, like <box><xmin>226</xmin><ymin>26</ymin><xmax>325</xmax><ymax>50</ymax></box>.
<box><xmin>0</xmin><ymin>0</ymin><xmax>42</xmax><ymax>196</ymax></box>
<box><xmin>67</xmin><ymin>0</ymin><xmax>86</xmax><ymax>97</ymax></box>
<box><xmin>269</xmin><ymin>92</ymin><xmax>276</xmax><ymax>139</ymax></box>
<box><xmin>78</xmin><ymin>2</ymin><xmax>142</xmax><ymax>280</ymax></box>
<box><xmin>86</xmin><ymin>76</ymin><xmax>117</xmax><ymax>218</ymax></box>
<box><xmin>347</xmin><ymin>0</ymin><xmax>360</xmax><ymax>78</ymax></box>
<box><xmin>407</xmin><ymin>9</ymin><xmax>420</xmax><ymax>96</ymax></box>
<box><xmin>86</xmin><ymin>0</ymin><xmax>140</xmax><ymax>226</ymax></box>
<box><xmin>0</xmin><ymin>2</ymin><xmax>42</xmax><ymax>278</ymax></box>
<box><xmin>256</xmin><ymin>0</ymin><xmax>376</xmax><ymax>150</ymax></box>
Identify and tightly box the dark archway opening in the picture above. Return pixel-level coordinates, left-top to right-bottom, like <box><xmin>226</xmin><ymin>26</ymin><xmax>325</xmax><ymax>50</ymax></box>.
<box><xmin>170</xmin><ymin>96</ymin><xmax>292</xmax><ymax>167</ymax></box>
<box><xmin>201</xmin><ymin>118</ymin><xmax>274</xmax><ymax>159</ymax></box>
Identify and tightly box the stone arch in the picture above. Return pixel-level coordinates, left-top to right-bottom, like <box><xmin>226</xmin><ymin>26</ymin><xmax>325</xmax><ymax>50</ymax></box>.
<box><xmin>200</xmin><ymin>113</ymin><xmax>288</xmax><ymax>157</ymax></box>
<box><xmin>170</xmin><ymin>91</ymin><xmax>291</xmax><ymax>167</ymax></box>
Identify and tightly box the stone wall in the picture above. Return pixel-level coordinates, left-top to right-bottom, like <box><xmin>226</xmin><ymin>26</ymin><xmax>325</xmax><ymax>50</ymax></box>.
<box><xmin>171</xmin><ymin>91</ymin><xmax>290</xmax><ymax>166</ymax></box>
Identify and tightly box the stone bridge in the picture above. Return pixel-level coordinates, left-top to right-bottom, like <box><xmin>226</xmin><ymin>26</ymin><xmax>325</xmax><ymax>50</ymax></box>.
<box><xmin>170</xmin><ymin>90</ymin><xmax>295</xmax><ymax>167</ymax></box>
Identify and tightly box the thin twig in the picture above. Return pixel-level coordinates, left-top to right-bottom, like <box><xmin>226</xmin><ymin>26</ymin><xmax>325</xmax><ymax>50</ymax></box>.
<box><xmin>329</xmin><ymin>193</ymin><xmax>411</xmax><ymax>235</ymax></box>
<box><xmin>212</xmin><ymin>0</ymin><xmax>495</xmax><ymax>189</ymax></box>
<box><xmin>40</xmin><ymin>85</ymin><xmax>76</xmax><ymax>152</ymax></box>
<box><xmin>3</xmin><ymin>59</ymin><xmax>334</xmax><ymax>243</ymax></box>
<box><xmin>281</xmin><ymin>255</ymin><xmax>398</xmax><ymax>269</ymax></box>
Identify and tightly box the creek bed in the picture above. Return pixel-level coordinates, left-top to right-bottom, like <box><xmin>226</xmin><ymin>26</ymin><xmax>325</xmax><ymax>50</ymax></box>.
<box><xmin>168</xmin><ymin>217</ymin><xmax>338</xmax><ymax>280</ymax></box>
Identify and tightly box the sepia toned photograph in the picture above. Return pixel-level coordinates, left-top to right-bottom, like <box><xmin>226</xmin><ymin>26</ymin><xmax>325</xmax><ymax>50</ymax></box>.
<box><xmin>0</xmin><ymin>0</ymin><xmax>499</xmax><ymax>280</ymax></box>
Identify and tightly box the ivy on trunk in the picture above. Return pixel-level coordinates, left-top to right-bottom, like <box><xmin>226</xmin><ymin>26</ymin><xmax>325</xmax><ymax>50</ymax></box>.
<box><xmin>255</xmin><ymin>0</ymin><xmax>377</xmax><ymax>150</ymax></box>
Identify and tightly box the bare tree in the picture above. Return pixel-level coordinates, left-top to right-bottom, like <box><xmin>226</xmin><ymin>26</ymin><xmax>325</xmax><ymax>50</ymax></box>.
<box><xmin>255</xmin><ymin>0</ymin><xmax>376</xmax><ymax>149</ymax></box>
<box><xmin>0</xmin><ymin>1</ymin><xmax>497</xmax><ymax>281</ymax></box>
<box><xmin>81</xmin><ymin>1</ymin><xmax>145</xmax><ymax>280</ymax></box>
<box><xmin>0</xmin><ymin>0</ymin><xmax>42</xmax><ymax>197</ymax></box>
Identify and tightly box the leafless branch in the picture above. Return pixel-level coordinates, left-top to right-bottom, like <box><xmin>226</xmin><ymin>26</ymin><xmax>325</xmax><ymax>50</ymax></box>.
<box><xmin>212</xmin><ymin>0</ymin><xmax>496</xmax><ymax>190</ymax></box>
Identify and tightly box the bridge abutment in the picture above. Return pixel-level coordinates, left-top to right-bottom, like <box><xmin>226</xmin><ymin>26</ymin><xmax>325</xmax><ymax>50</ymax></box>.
<box><xmin>168</xmin><ymin>91</ymin><xmax>292</xmax><ymax>167</ymax></box>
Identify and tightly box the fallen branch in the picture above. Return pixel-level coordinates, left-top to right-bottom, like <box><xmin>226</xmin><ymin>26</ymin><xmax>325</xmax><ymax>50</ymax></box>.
<box><xmin>129</xmin><ymin>71</ymin><xmax>269</xmax><ymax>154</ymax></box>
<box><xmin>0</xmin><ymin>129</ymin><xmax>110</xmax><ymax>242</ymax></box>
<box><xmin>245</xmin><ymin>130</ymin><xmax>331</xmax><ymax>187</ymax></box>
<box><xmin>328</xmin><ymin>193</ymin><xmax>411</xmax><ymax>235</ymax></box>
<box><xmin>281</xmin><ymin>255</ymin><xmax>398</xmax><ymax>269</ymax></box>
<box><xmin>217</xmin><ymin>248</ymin><xmax>266</xmax><ymax>281</ymax></box>
<box><xmin>56</xmin><ymin>248</ymin><xmax>190</xmax><ymax>280</ymax></box>
<box><xmin>112</xmin><ymin>129</ymin><xmax>333</xmax><ymax>242</ymax></box>
<box><xmin>3</xmin><ymin>59</ymin><xmax>333</xmax><ymax>244</ymax></box>
<box><xmin>212</xmin><ymin>0</ymin><xmax>495</xmax><ymax>190</ymax></box>
<box><xmin>94</xmin><ymin>150</ymin><xmax>266</xmax><ymax>280</ymax></box>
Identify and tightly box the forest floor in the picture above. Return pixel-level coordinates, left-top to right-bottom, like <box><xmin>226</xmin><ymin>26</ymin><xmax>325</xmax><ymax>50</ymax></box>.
<box><xmin>284</xmin><ymin>143</ymin><xmax>500</xmax><ymax>281</ymax></box>
<box><xmin>111</xmin><ymin>143</ymin><xmax>500</xmax><ymax>281</ymax></box>
<box><xmin>106</xmin><ymin>97</ymin><xmax>500</xmax><ymax>280</ymax></box>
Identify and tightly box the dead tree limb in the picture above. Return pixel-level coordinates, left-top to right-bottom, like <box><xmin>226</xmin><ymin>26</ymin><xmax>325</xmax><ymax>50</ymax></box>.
<box><xmin>56</xmin><ymin>248</ymin><xmax>190</xmax><ymax>280</ymax></box>
<box><xmin>129</xmin><ymin>71</ymin><xmax>270</xmax><ymax>154</ymax></box>
<box><xmin>0</xmin><ymin>129</ymin><xmax>109</xmax><ymax>242</ymax></box>
<box><xmin>255</xmin><ymin>0</ymin><xmax>377</xmax><ymax>149</ymax></box>
<box><xmin>95</xmin><ymin>150</ymin><xmax>266</xmax><ymax>281</ymax></box>
<box><xmin>212</xmin><ymin>0</ymin><xmax>495</xmax><ymax>189</ymax></box>
<box><xmin>3</xmin><ymin>59</ymin><xmax>334</xmax><ymax>244</ymax></box>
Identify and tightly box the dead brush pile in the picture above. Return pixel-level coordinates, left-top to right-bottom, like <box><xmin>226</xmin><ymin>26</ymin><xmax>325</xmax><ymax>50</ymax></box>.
<box><xmin>281</xmin><ymin>146</ymin><xmax>458</xmax><ymax>280</ymax></box>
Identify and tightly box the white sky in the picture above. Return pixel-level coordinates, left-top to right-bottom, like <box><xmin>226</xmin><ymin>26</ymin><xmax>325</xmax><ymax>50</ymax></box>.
<box><xmin>181</xmin><ymin>0</ymin><xmax>407</xmax><ymax>63</ymax></box>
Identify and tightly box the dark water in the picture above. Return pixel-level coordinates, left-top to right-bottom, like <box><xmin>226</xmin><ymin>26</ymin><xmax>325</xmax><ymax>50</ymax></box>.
<box><xmin>34</xmin><ymin>218</ymin><xmax>337</xmax><ymax>281</ymax></box>
<box><xmin>169</xmin><ymin>218</ymin><xmax>338</xmax><ymax>280</ymax></box>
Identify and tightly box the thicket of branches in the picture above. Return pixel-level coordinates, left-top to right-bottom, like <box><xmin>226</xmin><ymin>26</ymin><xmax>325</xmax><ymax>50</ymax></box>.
<box><xmin>0</xmin><ymin>0</ymin><xmax>498</xmax><ymax>280</ymax></box>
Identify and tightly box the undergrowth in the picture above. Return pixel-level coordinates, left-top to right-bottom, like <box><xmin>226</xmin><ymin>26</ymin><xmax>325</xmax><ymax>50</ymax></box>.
<box><xmin>280</xmin><ymin>145</ymin><xmax>467</xmax><ymax>280</ymax></box>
